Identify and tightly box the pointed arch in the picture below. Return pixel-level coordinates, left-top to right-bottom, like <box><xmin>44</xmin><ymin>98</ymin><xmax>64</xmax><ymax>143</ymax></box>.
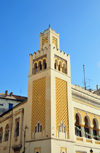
<box><xmin>93</xmin><ymin>118</ymin><xmax>99</xmax><ymax>140</ymax></box>
<box><xmin>75</xmin><ymin>113</ymin><xmax>82</xmax><ymax>137</ymax></box>
<box><xmin>5</xmin><ymin>124</ymin><xmax>9</xmax><ymax>141</ymax></box>
<box><xmin>84</xmin><ymin>115</ymin><xmax>90</xmax><ymax>138</ymax></box>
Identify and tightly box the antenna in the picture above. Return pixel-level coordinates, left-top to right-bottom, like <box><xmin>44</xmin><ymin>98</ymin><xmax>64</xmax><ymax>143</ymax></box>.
<box><xmin>20</xmin><ymin>87</ymin><xmax>22</xmax><ymax>96</ymax></box>
<box><xmin>82</xmin><ymin>65</ymin><xmax>93</xmax><ymax>90</ymax></box>
<box><xmin>83</xmin><ymin>65</ymin><xmax>86</xmax><ymax>89</ymax></box>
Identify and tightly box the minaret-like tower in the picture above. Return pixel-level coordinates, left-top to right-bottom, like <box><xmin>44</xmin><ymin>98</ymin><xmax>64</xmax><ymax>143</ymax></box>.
<box><xmin>26</xmin><ymin>27</ymin><xmax>74</xmax><ymax>153</ymax></box>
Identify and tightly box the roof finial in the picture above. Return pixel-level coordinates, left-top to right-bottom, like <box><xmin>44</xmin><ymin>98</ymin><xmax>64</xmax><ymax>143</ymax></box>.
<box><xmin>49</xmin><ymin>24</ymin><xmax>50</xmax><ymax>28</ymax></box>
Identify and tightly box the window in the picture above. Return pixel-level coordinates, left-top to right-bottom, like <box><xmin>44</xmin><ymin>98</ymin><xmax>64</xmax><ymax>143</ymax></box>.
<box><xmin>54</xmin><ymin>63</ymin><xmax>56</xmax><ymax>69</ymax></box>
<box><xmin>58</xmin><ymin>65</ymin><xmax>60</xmax><ymax>71</ymax></box>
<box><xmin>35</xmin><ymin>122</ymin><xmax>42</xmax><ymax>133</ymax></box>
<box><xmin>43</xmin><ymin>59</ymin><xmax>47</xmax><ymax>70</ymax></box>
<box><xmin>40</xmin><ymin>125</ymin><xmax>42</xmax><ymax>132</ymax></box>
<box><xmin>0</xmin><ymin>127</ymin><xmax>3</xmax><ymax>143</ymax></box>
<box><xmin>93</xmin><ymin>119</ymin><xmax>98</xmax><ymax>140</ymax></box>
<box><xmin>15</xmin><ymin>118</ymin><xmax>19</xmax><ymax>137</ymax></box>
<box><xmin>34</xmin><ymin>63</ymin><xmax>37</xmax><ymax>74</ymax></box>
<box><xmin>84</xmin><ymin>116</ymin><xmax>90</xmax><ymax>138</ymax></box>
<box><xmin>39</xmin><ymin>61</ymin><xmax>42</xmax><ymax>71</ymax></box>
<box><xmin>4</xmin><ymin>124</ymin><xmax>9</xmax><ymax>141</ymax></box>
<box><xmin>0</xmin><ymin>104</ymin><xmax>3</xmax><ymax>106</ymax></box>
<box><xmin>75</xmin><ymin>114</ymin><xmax>81</xmax><ymax>137</ymax></box>
<box><xmin>35</xmin><ymin>126</ymin><xmax>37</xmax><ymax>133</ymax></box>
<box><xmin>9</xmin><ymin>103</ymin><xmax>13</xmax><ymax>109</ymax></box>
<box><xmin>59</xmin><ymin>122</ymin><xmax>66</xmax><ymax>133</ymax></box>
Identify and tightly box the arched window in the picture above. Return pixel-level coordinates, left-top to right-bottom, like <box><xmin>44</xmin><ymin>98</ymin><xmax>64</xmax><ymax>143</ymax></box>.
<box><xmin>84</xmin><ymin>116</ymin><xmax>90</xmax><ymax>138</ymax></box>
<box><xmin>93</xmin><ymin>119</ymin><xmax>98</xmax><ymax>140</ymax></box>
<box><xmin>35</xmin><ymin>122</ymin><xmax>42</xmax><ymax>133</ymax></box>
<box><xmin>54</xmin><ymin>63</ymin><xmax>56</xmax><ymax>69</ymax></box>
<box><xmin>35</xmin><ymin>151</ymin><xmax>40</xmax><ymax>153</ymax></box>
<box><xmin>39</xmin><ymin>61</ymin><xmax>42</xmax><ymax>71</ymax></box>
<box><xmin>0</xmin><ymin>127</ymin><xmax>3</xmax><ymax>143</ymax></box>
<box><xmin>34</xmin><ymin>63</ymin><xmax>37</xmax><ymax>74</ymax></box>
<box><xmin>61</xmin><ymin>150</ymin><xmax>65</xmax><ymax>153</ymax></box>
<box><xmin>59</xmin><ymin>122</ymin><xmax>66</xmax><ymax>133</ymax></box>
<box><xmin>15</xmin><ymin>122</ymin><xmax>19</xmax><ymax>137</ymax></box>
<box><xmin>4</xmin><ymin>124</ymin><xmax>9</xmax><ymax>141</ymax></box>
<box><xmin>43</xmin><ymin>59</ymin><xmax>47</xmax><ymax>70</ymax></box>
<box><xmin>58</xmin><ymin>61</ymin><xmax>62</xmax><ymax>71</ymax></box>
<box><xmin>75</xmin><ymin>114</ymin><xmax>81</xmax><ymax>137</ymax></box>
<box><xmin>62</xmin><ymin>63</ymin><xmax>67</xmax><ymax>74</ymax></box>
<box><xmin>58</xmin><ymin>65</ymin><xmax>60</xmax><ymax>71</ymax></box>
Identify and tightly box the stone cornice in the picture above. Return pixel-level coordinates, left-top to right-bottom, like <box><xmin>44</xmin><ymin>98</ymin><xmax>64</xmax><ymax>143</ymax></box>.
<box><xmin>72</xmin><ymin>84</ymin><xmax>100</xmax><ymax>105</ymax></box>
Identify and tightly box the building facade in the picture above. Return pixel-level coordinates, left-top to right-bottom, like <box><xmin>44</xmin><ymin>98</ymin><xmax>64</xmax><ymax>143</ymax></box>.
<box><xmin>0</xmin><ymin>91</ymin><xmax>27</xmax><ymax>114</ymax></box>
<box><xmin>0</xmin><ymin>27</ymin><xmax>100</xmax><ymax>153</ymax></box>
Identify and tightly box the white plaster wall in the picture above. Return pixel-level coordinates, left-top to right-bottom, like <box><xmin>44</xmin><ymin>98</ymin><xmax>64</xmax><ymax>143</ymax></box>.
<box><xmin>0</xmin><ymin>98</ymin><xmax>20</xmax><ymax>114</ymax></box>
<box><xmin>25</xmin><ymin>139</ymin><xmax>51</xmax><ymax>153</ymax></box>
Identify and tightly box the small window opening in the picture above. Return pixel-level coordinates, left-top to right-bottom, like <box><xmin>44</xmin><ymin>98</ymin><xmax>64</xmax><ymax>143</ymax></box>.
<box><xmin>15</xmin><ymin>122</ymin><xmax>19</xmax><ymax>137</ymax></box>
<box><xmin>59</xmin><ymin>122</ymin><xmax>66</xmax><ymax>133</ymax></box>
<box><xmin>38</xmin><ymin>123</ymin><xmax>40</xmax><ymax>132</ymax></box>
<box><xmin>75</xmin><ymin>114</ymin><xmax>81</xmax><ymax>137</ymax></box>
<box><xmin>43</xmin><ymin>59</ymin><xmax>47</xmax><ymax>70</ymax></box>
<box><xmin>4</xmin><ymin>124</ymin><xmax>9</xmax><ymax>142</ymax></box>
<box><xmin>35</xmin><ymin>126</ymin><xmax>37</xmax><ymax>133</ymax></box>
<box><xmin>58</xmin><ymin>65</ymin><xmax>60</xmax><ymax>71</ymax></box>
<box><xmin>34</xmin><ymin>63</ymin><xmax>37</xmax><ymax>74</ymax></box>
<box><xmin>93</xmin><ymin>119</ymin><xmax>97</xmax><ymax>140</ymax></box>
<box><xmin>84</xmin><ymin>116</ymin><xmax>90</xmax><ymax>138</ymax></box>
<box><xmin>40</xmin><ymin>125</ymin><xmax>42</xmax><ymax>132</ymax></box>
<box><xmin>39</xmin><ymin>61</ymin><xmax>42</xmax><ymax>71</ymax></box>
<box><xmin>54</xmin><ymin>63</ymin><xmax>56</xmax><ymax>69</ymax></box>
<box><xmin>35</xmin><ymin>123</ymin><xmax>42</xmax><ymax>133</ymax></box>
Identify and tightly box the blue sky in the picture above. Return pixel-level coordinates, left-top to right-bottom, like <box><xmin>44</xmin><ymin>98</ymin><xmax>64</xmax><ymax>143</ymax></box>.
<box><xmin>0</xmin><ymin>0</ymin><xmax>100</xmax><ymax>96</ymax></box>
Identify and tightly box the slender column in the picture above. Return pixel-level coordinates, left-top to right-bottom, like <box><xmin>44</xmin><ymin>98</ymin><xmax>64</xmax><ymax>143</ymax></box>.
<box><xmin>60</xmin><ymin>67</ymin><xmax>62</xmax><ymax>72</ymax></box>
<box><xmin>89</xmin><ymin>128</ymin><xmax>93</xmax><ymax>139</ymax></box>
<box><xmin>57</xmin><ymin>64</ymin><xmax>58</xmax><ymax>70</ymax></box>
<box><xmin>81</xmin><ymin>126</ymin><xmax>85</xmax><ymax>137</ymax></box>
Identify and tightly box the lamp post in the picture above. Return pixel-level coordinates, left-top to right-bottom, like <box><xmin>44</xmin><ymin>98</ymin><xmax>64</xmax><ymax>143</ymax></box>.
<box><xmin>90</xmin><ymin>149</ymin><xmax>93</xmax><ymax>153</ymax></box>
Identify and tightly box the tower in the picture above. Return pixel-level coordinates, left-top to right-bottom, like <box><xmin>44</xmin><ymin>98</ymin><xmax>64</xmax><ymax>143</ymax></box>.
<box><xmin>26</xmin><ymin>27</ymin><xmax>74</xmax><ymax>153</ymax></box>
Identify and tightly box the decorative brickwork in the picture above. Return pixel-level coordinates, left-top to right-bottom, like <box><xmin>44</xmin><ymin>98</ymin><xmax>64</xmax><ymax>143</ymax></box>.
<box><xmin>55</xmin><ymin>77</ymin><xmax>69</xmax><ymax>134</ymax></box>
<box><xmin>52</xmin><ymin>36</ymin><xmax>57</xmax><ymax>47</ymax></box>
<box><xmin>42</xmin><ymin>37</ymin><xmax>48</xmax><ymax>47</ymax></box>
<box><xmin>34</xmin><ymin>148</ymin><xmax>41</xmax><ymax>153</ymax></box>
<box><xmin>60</xmin><ymin>147</ymin><xmax>67</xmax><ymax>153</ymax></box>
<box><xmin>31</xmin><ymin>78</ymin><xmax>46</xmax><ymax>136</ymax></box>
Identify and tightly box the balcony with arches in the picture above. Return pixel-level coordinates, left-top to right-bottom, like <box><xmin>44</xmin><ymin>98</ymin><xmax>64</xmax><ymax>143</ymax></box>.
<box><xmin>75</xmin><ymin>112</ymin><xmax>100</xmax><ymax>145</ymax></box>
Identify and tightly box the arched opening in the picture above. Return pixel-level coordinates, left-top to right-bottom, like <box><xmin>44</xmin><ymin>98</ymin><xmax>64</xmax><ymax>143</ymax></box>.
<box><xmin>62</xmin><ymin>63</ymin><xmax>67</xmax><ymax>74</ymax></box>
<box><xmin>54</xmin><ymin>59</ymin><xmax>58</xmax><ymax>70</ymax></box>
<box><xmin>58</xmin><ymin>64</ymin><xmax>60</xmax><ymax>71</ymax></box>
<box><xmin>34</xmin><ymin>63</ymin><xmax>37</xmax><ymax>74</ymax></box>
<box><xmin>93</xmin><ymin>119</ymin><xmax>98</xmax><ymax>140</ymax></box>
<box><xmin>54</xmin><ymin>63</ymin><xmax>56</xmax><ymax>69</ymax></box>
<box><xmin>75</xmin><ymin>114</ymin><xmax>81</xmax><ymax>137</ymax></box>
<box><xmin>59</xmin><ymin>121</ymin><xmax>66</xmax><ymax>133</ymax></box>
<box><xmin>84</xmin><ymin>116</ymin><xmax>90</xmax><ymax>138</ymax></box>
<box><xmin>39</xmin><ymin>61</ymin><xmax>42</xmax><ymax>71</ymax></box>
<box><xmin>5</xmin><ymin>124</ymin><xmax>9</xmax><ymax>141</ymax></box>
<box><xmin>43</xmin><ymin>59</ymin><xmax>47</xmax><ymax>70</ymax></box>
<box><xmin>0</xmin><ymin>127</ymin><xmax>3</xmax><ymax>143</ymax></box>
<box><xmin>38</xmin><ymin>123</ymin><xmax>40</xmax><ymax>132</ymax></box>
<box><xmin>35</xmin><ymin>122</ymin><xmax>42</xmax><ymax>133</ymax></box>
<box><xmin>15</xmin><ymin>121</ymin><xmax>19</xmax><ymax>137</ymax></box>
<box><xmin>62</xmin><ymin>64</ymin><xmax>65</xmax><ymax>73</ymax></box>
